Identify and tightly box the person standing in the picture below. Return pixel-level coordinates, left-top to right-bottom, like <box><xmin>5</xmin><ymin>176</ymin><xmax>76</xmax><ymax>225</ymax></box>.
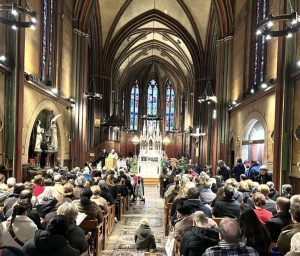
<box><xmin>216</xmin><ymin>160</ymin><xmax>230</xmax><ymax>182</ymax></box>
<box><xmin>231</xmin><ymin>158</ymin><xmax>245</xmax><ymax>182</ymax></box>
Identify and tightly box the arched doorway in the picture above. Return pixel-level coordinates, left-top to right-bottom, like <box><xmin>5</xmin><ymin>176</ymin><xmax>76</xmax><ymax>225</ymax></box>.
<box><xmin>242</xmin><ymin>120</ymin><xmax>265</xmax><ymax>164</ymax></box>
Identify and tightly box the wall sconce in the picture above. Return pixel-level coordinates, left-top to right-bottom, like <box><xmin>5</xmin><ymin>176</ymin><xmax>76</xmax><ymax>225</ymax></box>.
<box><xmin>83</xmin><ymin>92</ymin><xmax>102</xmax><ymax>99</ymax></box>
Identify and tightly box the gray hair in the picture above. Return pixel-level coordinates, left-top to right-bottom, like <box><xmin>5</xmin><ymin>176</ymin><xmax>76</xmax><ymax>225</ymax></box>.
<box><xmin>291</xmin><ymin>232</ymin><xmax>300</xmax><ymax>253</ymax></box>
<box><xmin>57</xmin><ymin>201</ymin><xmax>78</xmax><ymax>223</ymax></box>
<box><xmin>219</xmin><ymin>218</ymin><xmax>241</xmax><ymax>243</ymax></box>
<box><xmin>7</xmin><ymin>177</ymin><xmax>16</xmax><ymax>188</ymax></box>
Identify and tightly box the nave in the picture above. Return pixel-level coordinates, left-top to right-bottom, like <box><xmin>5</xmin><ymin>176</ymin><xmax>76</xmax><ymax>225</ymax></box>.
<box><xmin>102</xmin><ymin>186</ymin><xmax>166</xmax><ymax>256</ymax></box>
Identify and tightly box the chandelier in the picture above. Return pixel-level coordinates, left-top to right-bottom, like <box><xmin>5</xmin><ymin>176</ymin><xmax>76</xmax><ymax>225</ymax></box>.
<box><xmin>256</xmin><ymin>1</ymin><xmax>299</xmax><ymax>39</ymax></box>
<box><xmin>0</xmin><ymin>1</ymin><xmax>37</xmax><ymax>30</ymax></box>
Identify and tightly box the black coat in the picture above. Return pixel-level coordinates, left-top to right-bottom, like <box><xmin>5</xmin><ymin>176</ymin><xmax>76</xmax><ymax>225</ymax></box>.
<box><xmin>100</xmin><ymin>188</ymin><xmax>115</xmax><ymax>205</ymax></box>
<box><xmin>265</xmin><ymin>211</ymin><xmax>291</xmax><ymax>242</ymax></box>
<box><xmin>213</xmin><ymin>197</ymin><xmax>240</xmax><ymax>218</ymax></box>
<box><xmin>217</xmin><ymin>166</ymin><xmax>230</xmax><ymax>181</ymax></box>
<box><xmin>22</xmin><ymin>230</ymin><xmax>80</xmax><ymax>256</ymax></box>
<box><xmin>231</xmin><ymin>163</ymin><xmax>245</xmax><ymax>182</ymax></box>
<box><xmin>184</xmin><ymin>199</ymin><xmax>212</xmax><ymax>217</ymax></box>
<box><xmin>180</xmin><ymin>226</ymin><xmax>219</xmax><ymax>256</ymax></box>
<box><xmin>66</xmin><ymin>222</ymin><xmax>88</xmax><ymax>254</ymax></box>
<box><xmin>255</xmin><ymin>173</ymin><xmax>272</xmax><ymax>184</ymax></box>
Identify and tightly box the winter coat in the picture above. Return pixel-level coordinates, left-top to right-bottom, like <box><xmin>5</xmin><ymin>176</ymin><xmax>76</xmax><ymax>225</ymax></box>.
<box><xmin>0</xmin><ymin>246</ymin><xmax>26</xmax><ymax>256</ymax></box>
<box><xmin>246</xmin><ymin>164</ymin><xmax>260</xmax><ymax>181</ymax></box>
<box><xmin>184</xmin><ymin>199</ymin><xmax>212</xmax><ymax>217</ymax></box>
<box><xmin>231</xmin><ymin>163</ymin><xmax>245</xmax><ymax>182</ymax></box>
<box><xmin>199</xmin><ymin>189</ymin><xmax>216</xmax><ymax>204</ymax></box>
<box><xmin>65</xmin><ymin>222</ymin><xmax>88</xmax><ymax>254</ymax></box>
<box><xmin>265</xmin><ymin>211</ymin><xmax>291</xmax><ymax>242</ymax></box>
<box><xmin>73</xmin><ymin>200</ymin><xmax>104</xmax><ymax>224</ymax></box>
<box><xmin>134</xmin><ymin>224</ymin><xmax>156</xmax><ymax>250</ymax></box>
<box><xmin>268</xmin><ymin>188</ymin><xmax>279</xmax><ymax>201</ymax></box>
<box><xmin>22</xmin><ymin>230</ymin><xmax>80</xmax><ymax>256</ymax></box>
<box><xmin>213</xmin><ymin>197</ymin><xmax>240</xmax><ymax>218</ymax></box>
<box><xmin>277</xmin><ymin>223</ymin><xmax>300</xmax><ymax>255</ymax></box>
<box><xmin>100</xmin><ymin>188</ymin><xmax>115</xmax><ymax>205</ymax></box>
<box><xmin>174</xmin><ymin>214</ymin><xmax>194</xmax><ymax>241</ymax></box>
<box><xmin>1</xmin><ymin>215</ymin><xmax>38</xmax><ymax>248</ymax></box>
<box><xmin>180</xmin><ymin>226</ymin><xmax>219</xmax><ymax>256</ymax></box>
<box><xmin>255</xmin><ymin>173</ymin><xmax>272</xmax><ymax>184</ymax></box>
<box><xmin>217</xmin><ymin>166</ymin><xmax>230</xmax><ymax>181</ymax></box>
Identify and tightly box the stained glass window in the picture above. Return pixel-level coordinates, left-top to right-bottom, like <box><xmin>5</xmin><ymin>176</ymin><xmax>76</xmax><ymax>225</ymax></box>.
<box><xmin>165</xmin><ymin>81</ymin><xmax>175</xmax><ymax>132</ymax></box>
<box><xmin>41</xmin><ymin>0</ymin><xmax>56</xmax><ymax>83</ymax></box>
<box><xmin>253</xmin><ymin>0</ymin><xmax>267</xmax><ymax>87</ymax></box>
<box><xmin>130</xmin><ymin>82</ymin><xmax>139</xmax><ymax>130</ymax></box>
<box><xmin>147</xmin><ymin>79</ymin><xmax>158</xmax><ymax>116</ymax></box>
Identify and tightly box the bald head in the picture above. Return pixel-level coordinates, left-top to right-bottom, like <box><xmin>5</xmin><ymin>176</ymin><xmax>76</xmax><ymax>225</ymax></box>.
<box><xmin>219</xmin><ymin>218</ymin><xmax>241</xmax><ymax>243</ymax></box>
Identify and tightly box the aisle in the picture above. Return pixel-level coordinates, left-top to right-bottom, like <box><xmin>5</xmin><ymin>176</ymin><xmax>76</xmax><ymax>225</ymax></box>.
<box><xmin>101</xmin><ymin>185</ymin><xmax>167</xmax><ymax>256</ymax></box>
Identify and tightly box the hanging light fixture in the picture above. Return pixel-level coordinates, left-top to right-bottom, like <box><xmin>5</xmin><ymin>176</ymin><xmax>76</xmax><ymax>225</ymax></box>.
<box><xmin>0</xmin><ymin>0</ymin><xmax>37</xmax><ymax>30</ymax></box>
<box><xmin>256</xmin><ymin>0</ymin><xmax>300</xmax><ymax>38</ymax></box>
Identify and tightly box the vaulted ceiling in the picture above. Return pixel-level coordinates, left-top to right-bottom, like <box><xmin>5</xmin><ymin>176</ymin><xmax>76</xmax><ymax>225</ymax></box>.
<box><xmin>97</xmin><ymin>0</ymin><xmax>212</xmax><ymax>92</ymax></box>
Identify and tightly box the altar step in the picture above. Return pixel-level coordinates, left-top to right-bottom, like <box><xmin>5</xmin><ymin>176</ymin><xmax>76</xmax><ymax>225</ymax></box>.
<box><xmin>143</xmin><ymin>177</ymin><xmax>159</xmax><ymax>186</ymax></box>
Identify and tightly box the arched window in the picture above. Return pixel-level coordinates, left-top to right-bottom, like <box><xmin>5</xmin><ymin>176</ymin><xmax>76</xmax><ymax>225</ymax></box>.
<box><xmin>242</xmin><ymin>120</ymin><xmax>265</xmax><ymax>164</ymax></box>
<box><xmin>130</xmin><ymin>82</ymin><xmax>139</xmax><ymax>130</ymax></box>
<box><xmin>147</xmin><ymin>79</ymin><xmax>158</xmax><ymax>116</ymax></box>
<box><xmin>165</xmin><ymin>81</ymin><xmax>175</xmax><ymax>132</ymax></box>
<box><xmin>41</xmin><ymin>0</ymin><xmax>57</xmax><ymax>84</ymax></box>
<box><xmin>252</xmin><ymin>0</ymin><xmax>267</xmax><ymax>87</ymax></box>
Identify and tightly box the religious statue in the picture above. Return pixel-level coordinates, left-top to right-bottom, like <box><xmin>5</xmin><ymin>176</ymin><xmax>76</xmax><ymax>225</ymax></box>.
<box><xmin>49</xmin><ymin>114</ymin><xmax>62</xmax><ymax>151</ymax></box>
<box><xmin>34</xmin><ymin>120</ymin><xmax>44</xmax><ymax>152</ymax></box>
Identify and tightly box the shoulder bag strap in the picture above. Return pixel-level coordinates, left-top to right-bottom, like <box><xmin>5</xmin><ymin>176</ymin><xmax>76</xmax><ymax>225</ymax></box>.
<box><xmin>8</xmin><ymin>224</ymin><xmax>24</xmax><ymax>247</ymax></box>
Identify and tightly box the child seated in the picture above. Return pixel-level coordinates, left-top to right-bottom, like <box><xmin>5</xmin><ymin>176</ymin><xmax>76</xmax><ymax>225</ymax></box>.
<box><xmin>134</xmin><ymin>218</ymin><xmax>156</xmax><ymax>252</ymax></box>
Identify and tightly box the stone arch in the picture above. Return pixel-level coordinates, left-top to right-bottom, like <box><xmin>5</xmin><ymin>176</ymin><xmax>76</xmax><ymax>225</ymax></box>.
<box><xmin>23</xmin><ymin>99</ymin><xmax>66</xmax><ymax>165</ymax></box>
<box><xmin>241</xmin><ymin>110</ymin><xmax>268</xmax><ymax>163</ymax></box>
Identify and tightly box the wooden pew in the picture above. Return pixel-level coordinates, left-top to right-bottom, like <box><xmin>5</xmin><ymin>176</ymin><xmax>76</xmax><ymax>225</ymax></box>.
<box><xmin>102</xmin><ymin>211</ymin><xmax>108</xmax><ymax>250</ymax></box>
<box><xmin>164</xmin><ymin>202</ymin><xmax>173</xmax><ymax>236</ymax></box>
<box><xmin>116</xmin><ymin>194</ymin><xmax>123</xmax><ymax>221</ymax></box>
<box><xmin>79</xmin><ymin>219</ymin><xmax>104</xmax><ymax>256</ymax></box>
<box><xmin>121</xmin><ymin>195</ymin><xmax>127</xmax><ymax>215</ymax></box>
<box><xmin>107</xmin><ymin>204</ymin><xmax>115</xmax><ymax>235</ymax></box>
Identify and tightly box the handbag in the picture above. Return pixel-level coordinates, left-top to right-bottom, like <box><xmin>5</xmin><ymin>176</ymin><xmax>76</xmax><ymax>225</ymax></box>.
<box><xmin>165</xmin><ymin>229</ymin><xmax>175</xmax><ymax>256</ymax></box>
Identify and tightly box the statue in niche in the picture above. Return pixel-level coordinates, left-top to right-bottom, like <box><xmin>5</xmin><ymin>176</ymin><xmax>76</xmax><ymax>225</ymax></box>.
<box><xmin>49</xmin><ymin>114</ymin><xmax>62</xmax><ymax>151</ymax></box>
<box><xmin>34</xmin><ymin>120</ymin><xmax>44</xmax><ymax>152</ymax></box>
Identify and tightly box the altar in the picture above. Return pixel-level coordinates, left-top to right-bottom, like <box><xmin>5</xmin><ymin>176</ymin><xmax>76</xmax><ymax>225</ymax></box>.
<box><xmin>137</xmin><ymin>120</ymin><xmax>162</xmax><ymax>178</ymax></box>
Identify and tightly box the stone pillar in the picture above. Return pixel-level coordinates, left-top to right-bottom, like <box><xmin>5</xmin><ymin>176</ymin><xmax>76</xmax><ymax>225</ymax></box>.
<box><xmin>212</xmin><ymin>36</ymin><xmax>233</xmax><ymax>173</ymax></box>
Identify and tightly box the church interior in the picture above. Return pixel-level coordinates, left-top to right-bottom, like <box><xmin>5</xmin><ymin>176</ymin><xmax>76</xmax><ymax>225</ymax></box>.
<box><xmin>1</xmin><ymin>0</ymin><xmax>300</xmax><ymax>255</ymax></box>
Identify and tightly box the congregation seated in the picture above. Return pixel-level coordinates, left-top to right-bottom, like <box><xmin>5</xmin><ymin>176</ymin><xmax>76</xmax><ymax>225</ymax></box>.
<box><xmin>53</xmin><ymin>175</ymin><xmax>64</xmax><ymax>199</ymax></box>
<box><xmin>174</xmin><ymin>201</ymin><xmax>194</xmax><ymax>241</ymax></box>
<box><xmin>3</xmin><ymin>183</ymin><xmax>25</xmax><ymax>216</ymax></box>
<box><xmin>203</xmin><ymin>218</ymin><xmax>259</xmax><ymax>255</ymax></box>
<box><xmin>225</xmin><ymin>178</ymin><xmax>245</xmax><ymax>203</ymax></box>
<box><xmin>73</xmin><ymin>188</ymin><xmax>103</xmax><ymax>224</ymax></box>
<box><xmin>199</xmin><ymin>180</ymin><xmax>216</xmax><ymax>204</ymax></box>
<box><xmin>1</xmin><ymin>199</ymin><xmax>38</xmax><ymax>248</ymax></box>
<box><xmin>106</xmin><ymin>174</ymin><xmax>118</xmax><ymax>199</ymax></box>
<box><xmin>257</xmin><ymin>184</ymin><xmax>276</xmax><ymax>214</ymax></box>
<box><xmin>0</xmin><ymin>173</ymin><xmax>9</xmax><ymax>191</ymax></box>
<box><xmin>7</xmin><ymin>177</ymin><xmax>16</xmax><ymax>192</ymax></box>
<box><xmin>62</xmin><ymin>183</ymin><xmax>77</xmax><ymax>201</ymax></box>
<box><xmin>90</xmin><ymin>185</ymin><xmax>109</xmax><ymax>214</ymax></box>
<box><xmin>164</xmin><ymin>176</ymin><xmax>181</xmax><ymax>203</ymax></box>
<box><xmin>32</xmin><ymin>175</ymin><xmax>44</xmax><ymax>197</ymax></box>
<box><xmin>277</xmin><ymin>195</ymin><xmax>300</xmax><ymax>255</ymax></box>
<box><xmin>266</xmin><ymin>181</ymin><xmax>279</xmax><ymax>201</ymax></box>
<box><xmin>239</xmin><ymin>208</ymin><xmax>272</xmax><ymax>255</ymax></box>
<box><xmin>255</xmin><ymin>165</ymin><xmax>272</xmax><ymax>184</ymax></box>
<box><xmin>285</xmin><ymin>232</ymin><xmax>300</xmax><ymax>256</ymax></box>
<box><xmin>23</xmin><ymin>215</ymin><xmax>81</xmax><ymax>256</ymax></box>
<box><xmin>282</xmin><ymin>184</ymin><xmax>293</xmax><ymax>199</ymax></box>
<box><xmin>99</xmin><ymin>180</ymin><xmax>115</xmax><ymax>205</ymax></box>
<box><xmin>56</xmin><ymin>202</ymin><xmax>88</xmax><ymax>254</ymax></box>
<box><xmin>117</xmin><ymin>178</ymin><xmax>129</xmax><ymax>197</ymax></box>
<box><xmin>213</xmin><ymin>184</ymin><xmax>240</xmax><ymax>218</ymax></box>
<box><xmin>252</xmin><ymin>192</ymin><xmax>272</xmax><ymax>224</ymax></box>
<box><xmin>237</xmin><ymin>180</ymin><xmax>252</xmax><ymax>201</ymax></box>
<box><xmin>73</xmin><ymin>176</ymin><xmax>86</xmax><ymax>199</ymax></box>
<box><xmin>185</xmin><ymin>187</ymin><xmax>212</xmax><ymax>217</ymax></box>
<box><xmin>265</xmin><ymin>196</ymin><xmax>291</xmax><ymax>243</ymax></box>
<box><xmin>180</xmin><ymin>211</ymin><xmax>219</xmax><ymax>256</ymax></box>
